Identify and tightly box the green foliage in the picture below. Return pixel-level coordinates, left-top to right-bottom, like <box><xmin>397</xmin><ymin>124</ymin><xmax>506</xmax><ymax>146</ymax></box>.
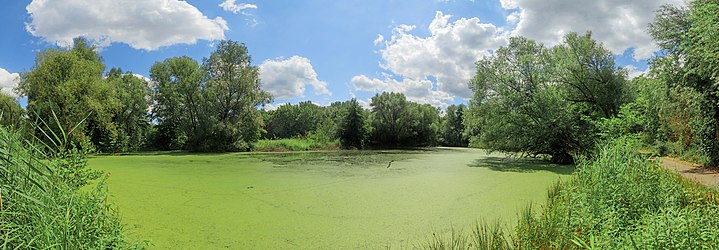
<box><xmin>151</xmin><ymin>41</ymin><xmax>270</xmax><ymax>152</ymax></box>
<box><xmin>553</xmin><ymin>32</ymin><xmax>630</xmax><ymax>118</ymax></box>
<box><xmin>16</xmin><ymin>38</ymin><xmax>154</xmax><ymax>154</ymax></box>
<box><xmin>427</xmin><ymin>139</ymin><xmax>719</xmax><ymax>249</ymax></box>
<box><xmin>514</xmin><ymin>138</ymin><xmax>719</xmax><ymax>249</ymax></box>
<box><xmin>618</xmin><ymin>75</ymin><xmax>705</xmax><ymax>160</ymax></box>
<box><xmin>423</xmin><ymin>222</ymin><xmax>512</xmax><ymax>250</ymax></box>
<box><xmin>203</xmin><ymin>40</ymin><xmax>271</xmax><ymax>151</ymax></box>
<box><xmin>104</xmin><ymin>68</ymin><xmax>152</xmax><ymax>152</ymax></box>
<box><xmin>264</xmin><ymin>101</ymin><xmax>325</xmax><ymax>139</ymax></box>
<box><xmin>336</xmin><ymin>99</ymin><xmax>369</xmax><ymax>149</ymax></box>
<box><xmin>253</xmin><ymin>138</ymin><xmax>338</xmax><ymax>152</ymax></box>
<box><xmin>0</xmin><ymin>123</ymin><xmax>132</xmax><ymax>248</ymax></box>
<box><xmin>19</xmin><ymin>38</ymin><xmax>118</xmax><ymax>151</ymax></box>
<box><xmin>369</xmin><ymin>92</ymin><xmax>440</xmax><ymax>147</ymax></box>
<box><xmin>150</xmin><ymin>56</ymin><xmax>205</xmax><ymax>150</ymax></box>
<box><xmin>466</xmin><ymin>33</ymin><xmax>629</xmax><ymax>163</ymax></box>
<box><xmin>440</xmin><ymin>104</ymin><xmax>468</xmax><ymax>147</ymax></box>
<box><xmin>0</xmin><ymin>93</ymin><xmax>24</xmax><ymax>128</ymax></box>
<box><xmin>646</xmin><ymin>0</ymin><xmax>719</xmax><ymax>166</ymax></box>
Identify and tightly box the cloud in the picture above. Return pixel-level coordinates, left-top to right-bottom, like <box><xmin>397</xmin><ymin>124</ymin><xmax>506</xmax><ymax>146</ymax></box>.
<box><xmin>262</xmin><ymin>103</ymin><xmax>282</xmax><ymax>111</ymax></box>
<box><xmin>373</xmin><ymin>34</ymin><xmax>384</xmax><ymax>46</ymax></box>
<box><xmin>259</xmin><ymin>56</ymin><xmax>331</xmax><ymax>99</ymax></box>
<box><xmin>356</xmin><ymin>11</ymin><xmax>507</xmax><ymax>106</ymax></box>
<box><xmin>625</xmin><ymin>65</ymin><xmax>648</xmax><ymax>79</ymax></box>
<box><xmin>502</xmin><ymin>0</ymin><xmax>683</xmax><ymax>60</ymax></box>
<box><xmin>351</xmin><ymin>74</ymin><xmax>453</xmax><ymax>107</ymax></box>
<box><xmin>25</xmin><ymin>0</ymin><xmax>228</xmax><ymax>50</ymax></box>
<box><xmin>219</xmin><ymin>0</ymin><xmax>257</xmax><ymax>14</ymax></box>
<box><xmin>0</xmin><ymin>68</ymin><xmax>20</xmax><ymax>97</ymax></box>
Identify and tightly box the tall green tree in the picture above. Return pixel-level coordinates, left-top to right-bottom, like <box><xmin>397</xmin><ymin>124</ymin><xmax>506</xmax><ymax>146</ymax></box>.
<box><xmin>649</xmin><ymin>0</ymin><xmax>719</xmax><ymax>166</ymax></box>
<box><xmin>203</xmin><ymin>40</ymin><xmax>270</xmax><ymax>151</ymax></box>
<box><xmin>369</xmin><ymin>92</ymin><xmax>413</xmax><ymax>147</ymax></box>
<box><xmin>150</xmin><ymin>56</ymin><xmax>204</xmax><ymax>150</ymax></box>
<box><xmin>369</xmin><ymin>92</ymin><xmax>439</xmax><ymax>147</ymax></box>
<box><xmin>410</xmin><ymin>103</ymin><xmax>441</xmax><ymax>146</ymax></box>
<box><xmin>553</xmin><ymin>32</ymin><xmax>630</xmax><ymax>118</ymax></box>
<box><xmin>151</xmin><ymin>40</ymin><xmax>270</xmax><ymax>152</ymax></box>
<box><xmin>440</xmin><ymin>104</ymin><xmax>468</xmax><ymax>147</ymax></box>
<box><xmin>105</xmin><ymin>68</ymin><xmax>151</xmax><ymax>152</ymax></box>
<box><xmin>264</xmin><ymin>101</ymin><xmax>324</xmax><ymax>139</ymax></box>
<box><xmin>19</xmin><ymin>38</ymin><xmax>119</xmax><ymax>150</ymax></box>
<box><xmin>466</xmin><ymin>34</ymin><xmax>629</xmax><ymax>163</ymax></box>
<box><xmin>336</xmin><ymin>99</ymin><xmax>368</xmax><ymax>149</ymax></box>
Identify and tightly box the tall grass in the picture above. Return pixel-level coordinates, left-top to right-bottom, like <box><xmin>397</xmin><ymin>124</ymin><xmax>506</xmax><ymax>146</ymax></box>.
<box><xmin>424</xmin><ymin>137</ymin><xmax>719</xmax><ymax>249</ymax></box>
<box><xmin>0</xmin><ymin>120</ymin><xmax>135</xmax><ymax>248</ymax></box>
<box><xmin>253</xmin><ymin>138</ymin><xmax>339</xmax><ymax>152</ymax></box>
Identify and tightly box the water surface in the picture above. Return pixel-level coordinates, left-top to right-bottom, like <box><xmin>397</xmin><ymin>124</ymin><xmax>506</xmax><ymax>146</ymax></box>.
<box><xmin>89</xmin><ymin>148</ymin><xmax>572</xmax><ymax>249</ymax></box>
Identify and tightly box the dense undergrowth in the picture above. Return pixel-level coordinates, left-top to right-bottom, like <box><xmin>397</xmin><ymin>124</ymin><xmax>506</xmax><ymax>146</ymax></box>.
<box><xmin>0</xmin><ymin>125</ymin><xmax>135</xmax><ymax>248</ymax></box>
<box><xmin>426</xmin><ymin>138</ymin><xmax>719</xmax><ymax>249</ymax></box>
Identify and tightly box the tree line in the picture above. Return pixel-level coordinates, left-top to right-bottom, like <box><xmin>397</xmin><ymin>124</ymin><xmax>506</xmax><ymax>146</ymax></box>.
<box><xmin>261</xmin><ymin>94</ymin><xmax>468</xmax><ymax>149</ymax></box>
<box><xmin>2</xmin><ymin>38</ymin><xmax>467</xmax><ymax>152</ymax></box>
<box><xmin>3</xmin><ymin>0</ymin><xmax>715</xmax><ymax>165</ymax></box>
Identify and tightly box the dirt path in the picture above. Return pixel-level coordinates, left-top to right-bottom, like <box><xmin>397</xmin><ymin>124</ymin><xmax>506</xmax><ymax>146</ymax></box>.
<box><xmin>660</xmin><ymin>157</ymin><xmax>719</xmax><ymax>189</ymax></box>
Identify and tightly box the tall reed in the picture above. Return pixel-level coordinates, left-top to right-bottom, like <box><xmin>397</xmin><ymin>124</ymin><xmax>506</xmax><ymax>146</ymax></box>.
<box><xmin>0</xmin><ymin>112</ymin><xmax>135</xmax><ymax>248</ymax></box>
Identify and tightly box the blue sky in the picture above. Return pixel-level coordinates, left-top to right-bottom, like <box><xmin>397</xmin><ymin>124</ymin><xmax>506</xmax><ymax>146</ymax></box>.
<box><xmin>0</xmin><ymin>0</ymin><xmax>681</xmax><ymax>109</ymax></box>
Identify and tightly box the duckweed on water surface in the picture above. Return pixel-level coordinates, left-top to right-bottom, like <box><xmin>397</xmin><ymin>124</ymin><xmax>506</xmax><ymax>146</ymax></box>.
<box><xmin>89</xmin><ymin>148</ymin><xmax>572</xmax><ymax>249</ymax></box>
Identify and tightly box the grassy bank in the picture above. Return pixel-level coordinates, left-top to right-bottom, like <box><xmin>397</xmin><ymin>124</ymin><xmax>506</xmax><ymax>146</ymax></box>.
<box><xmin>252</xmin><ymin>138</ymin><xmax>339</xmax><ymax>152</ymax></box>
<box><xmin>427</xmin><ymin>139</ymin><xmax>719</xmax><ymax>249</ymax></box>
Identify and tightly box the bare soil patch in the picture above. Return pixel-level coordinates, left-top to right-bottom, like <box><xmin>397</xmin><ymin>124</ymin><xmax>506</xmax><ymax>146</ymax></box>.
<box><xmin>660</xmin><ymin>157</ymin><xmax>719</xmax><ymax>189</ymax></box>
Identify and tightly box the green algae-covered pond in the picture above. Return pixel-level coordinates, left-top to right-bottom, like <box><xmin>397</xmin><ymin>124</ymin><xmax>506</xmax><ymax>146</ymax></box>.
<box><xmin>88</xmin><ymin>148</ymin><xmax>573</xmax><ymax>249</ymax></box>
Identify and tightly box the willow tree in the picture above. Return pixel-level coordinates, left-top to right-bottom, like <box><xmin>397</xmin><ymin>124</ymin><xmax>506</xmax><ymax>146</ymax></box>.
<box><xmin>152</xmin><ymin>41</ymin><xmax>270</xmax><ymax>151</ymax></box>
<box><xmin>105</xmin><ymin>68</ymin><xmax>151</xmax><ymax>152</ymax></box>
<box><xmin>203</xmin><ymin>40</ymin><xmax>271</xmax><ymax>151</ymax></box>
<box><xmin>467</xmin><ymin>33</ymin><xmax>629</xmax><ymax>163</ymax></box>
<box><xmin>150</xmin><ymin>56</ymin><xmax>204</xmax><ymax>150</ymax></box>
<box><xmin>369</xmin><ymin>92</ymin><xmax>439</xmax><ymax>147</ymax></box>
<box><xmin>440</xmin><ymin>104</ymin><xmax>468</xmax><ymax>147</ymax></box>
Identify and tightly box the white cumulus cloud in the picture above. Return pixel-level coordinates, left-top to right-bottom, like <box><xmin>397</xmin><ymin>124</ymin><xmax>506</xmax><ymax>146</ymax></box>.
<box><xmin>259</xmin><ymin>56</ymin><xmax>331</xmax><ymax>99</ymax></box>
<box><xmin>0</xmin><ymin>68</ymin><xmax>20</xmax><ymax>97</ymax></box>
<box><xmin>219</xmin><ymin>0</ymin><xmax>257</xmax><ymax>14</ymax></box>
<box><xmin>25</xmin><ymin>0</ymin><xmax>229</xmax><ymax>50</ymax></box>
<box><xmin>625</xmin><ymin>65</ymin><xmax>649</xmax><ymax>79</ymax></box>
<box><xmin>355</xmin><ymin>11</ymin><xmax>508</xmax><ymax>106</ymax></box>
<box><xmin>503</xmin><ymin>0</ymin><xmax>684</xmax><ymax>60</ymax></box>
<box><xmin>351</xmin><ymin>74</ymin><xmax>453</xmax><ymax>107</ymax></box>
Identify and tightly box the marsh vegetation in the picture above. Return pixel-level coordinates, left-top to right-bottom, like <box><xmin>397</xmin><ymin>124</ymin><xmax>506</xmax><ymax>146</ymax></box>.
<box><xmin>3</xmin><ymin>0</ymin><xmax>719</xmax><ymax>248</ymax></box>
